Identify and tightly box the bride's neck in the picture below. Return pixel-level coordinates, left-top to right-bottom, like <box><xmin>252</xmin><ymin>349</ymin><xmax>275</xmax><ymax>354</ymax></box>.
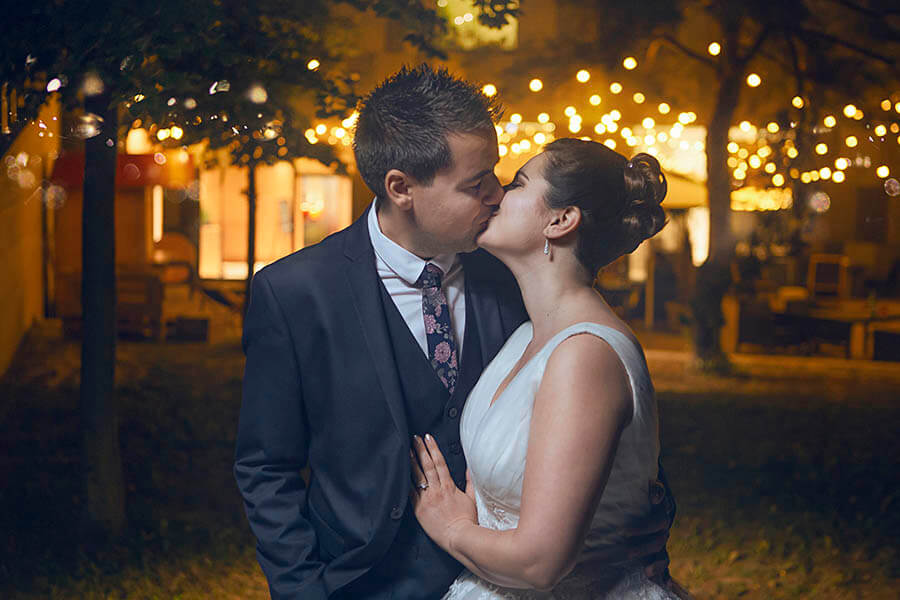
<box><xmin>508</xmin><ymin>256</ymin><xmax>594</xmax><ymax>343</ymax></box>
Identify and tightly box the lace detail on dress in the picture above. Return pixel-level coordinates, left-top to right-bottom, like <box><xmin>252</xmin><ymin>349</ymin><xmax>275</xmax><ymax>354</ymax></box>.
<box><xmin>443</xmin><ymin>567</ymin><xmax>680</xmax><ymax>599</ymax></box>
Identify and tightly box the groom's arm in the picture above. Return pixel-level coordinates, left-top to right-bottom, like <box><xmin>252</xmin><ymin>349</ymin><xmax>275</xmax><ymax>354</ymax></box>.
<box><xmin>235</xmin><ymin>270</ymin><xmax>329</xmax><ymax>600</ymax></box>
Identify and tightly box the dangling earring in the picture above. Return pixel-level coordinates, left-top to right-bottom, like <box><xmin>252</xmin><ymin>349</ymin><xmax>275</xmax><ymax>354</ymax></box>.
<box><xmin>543</xmin><ymin>238</ymin><xmax>551</xmax><ymax>256</ymax></box>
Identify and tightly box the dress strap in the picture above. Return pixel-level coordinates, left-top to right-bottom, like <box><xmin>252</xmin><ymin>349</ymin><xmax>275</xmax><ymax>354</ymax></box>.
<box><xmin>541</xmin><ymin>322</ymin><xmax>651</xmax><ymax>417</ymax></box>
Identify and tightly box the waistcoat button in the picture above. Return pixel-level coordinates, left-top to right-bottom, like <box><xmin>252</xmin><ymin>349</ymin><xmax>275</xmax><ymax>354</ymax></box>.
<box><xmin>449</xmin><ymin>441</ymin><xmax>461</xmax><ymax>454</ymax></box>
<box><xmin>448</xmin><ymin>406</ymin><xmax>459</xmax><ymax>418</ymax></box>
<box><xmin>390</xmin><ymin>505</ymin><xmax>403</xmax><ymax>520</ymax></box>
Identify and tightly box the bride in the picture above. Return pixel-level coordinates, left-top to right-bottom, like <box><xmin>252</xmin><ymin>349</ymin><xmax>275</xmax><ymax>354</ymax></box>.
<box><xmin>410</xmin><ymin>138</ymin><xmax>682</xmax><ymax>599</ymax></box>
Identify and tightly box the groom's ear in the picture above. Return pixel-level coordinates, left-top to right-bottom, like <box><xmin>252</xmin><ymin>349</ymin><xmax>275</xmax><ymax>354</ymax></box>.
<box><xmin>384</xmin><ymin>169</ymin><xmax>415</xmax><ymax>212</ymax></box>
<box><xmin>544</xmin><ymin>206</ymin><xmax>581</xmax><ymax>240</ymax></box>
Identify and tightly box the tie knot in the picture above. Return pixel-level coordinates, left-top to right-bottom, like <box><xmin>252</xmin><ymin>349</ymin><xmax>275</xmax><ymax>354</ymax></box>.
<box><xmin>417</xmin><ymin>263</ymin><xmax>443</xmax><ymax>290</ymax></box>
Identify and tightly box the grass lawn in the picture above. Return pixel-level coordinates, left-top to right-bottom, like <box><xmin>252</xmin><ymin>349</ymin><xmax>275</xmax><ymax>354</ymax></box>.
<box><xmin>1</xmin><ymin>322</ymin><xmax>897</xmax><ymax>598</ymax></box>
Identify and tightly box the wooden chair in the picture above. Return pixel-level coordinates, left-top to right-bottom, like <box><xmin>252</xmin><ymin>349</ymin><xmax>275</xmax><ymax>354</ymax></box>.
<box><xmin>806</xmin><ymin>253</ymin><xmax>850</xmax><ymax>299</ymax></box>
<box><xmin>152</xmin><ymin>233</ymin><xmax>199</xmax><ymax>297</ymax></box>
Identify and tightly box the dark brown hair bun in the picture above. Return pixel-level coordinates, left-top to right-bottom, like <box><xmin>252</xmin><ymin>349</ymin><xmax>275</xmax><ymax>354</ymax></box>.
<box><xmin>541</xmin><ymin>139</ymin><xmax>668</xmax><ymax>274</ymax></box>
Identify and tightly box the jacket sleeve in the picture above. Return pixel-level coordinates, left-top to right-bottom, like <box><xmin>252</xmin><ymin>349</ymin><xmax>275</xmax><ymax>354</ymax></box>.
<box><xmin>234</xmin><ymin>270</ymin><xmax>329</xmax><ymax>600</ymax></box>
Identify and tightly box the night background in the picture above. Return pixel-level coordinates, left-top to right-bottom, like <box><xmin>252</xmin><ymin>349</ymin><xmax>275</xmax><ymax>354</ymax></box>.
<box><xmin>1</xmin><ymin>1</ymin><xmax>899</xmax><ymax>598</ymax></box>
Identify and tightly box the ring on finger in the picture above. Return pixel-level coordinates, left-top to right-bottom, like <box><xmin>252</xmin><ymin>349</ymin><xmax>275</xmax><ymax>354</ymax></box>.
<box><xmin>417</xmin><ymin>481</ymin><xmax>429</xmax><ymax>490</ymax></box>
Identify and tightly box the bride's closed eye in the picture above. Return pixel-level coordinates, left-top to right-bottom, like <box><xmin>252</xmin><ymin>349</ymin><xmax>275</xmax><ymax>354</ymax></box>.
<box><xmin>503</xmin><ymin>180</ymin><xmax>522</xmax><ymax>192</ymax></box>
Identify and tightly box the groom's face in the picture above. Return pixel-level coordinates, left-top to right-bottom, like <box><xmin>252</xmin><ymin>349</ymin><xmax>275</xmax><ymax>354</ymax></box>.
<box><xmin>412</xmin><ymin>130</ymin><xmax>502</xmax><ymax>254</ymax></box>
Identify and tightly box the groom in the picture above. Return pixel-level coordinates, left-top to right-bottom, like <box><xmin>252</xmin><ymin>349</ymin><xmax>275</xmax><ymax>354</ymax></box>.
<box><xmin>235</xmin><ymin>64</ymin><xmax>672</xmax><ymax>600</ymax></box>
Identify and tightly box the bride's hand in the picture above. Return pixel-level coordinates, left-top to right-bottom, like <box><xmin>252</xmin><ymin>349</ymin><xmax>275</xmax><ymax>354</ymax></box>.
<box><xmin>410</xmin><ymin>434</ymin><xmax>477</xmax><ymax>552</ymax></box>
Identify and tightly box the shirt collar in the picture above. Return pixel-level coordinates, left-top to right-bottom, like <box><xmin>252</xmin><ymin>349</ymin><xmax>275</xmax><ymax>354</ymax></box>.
<box><xmin>367</xmin><ymin>199</ymin><xmax>458</xmax><ymax>285</ymax></box>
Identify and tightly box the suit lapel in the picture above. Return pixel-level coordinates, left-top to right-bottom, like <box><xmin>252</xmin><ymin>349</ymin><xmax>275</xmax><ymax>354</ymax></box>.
<box><xmin>343</xmin><ymin>209</ymin><xmax>409</xmax><ymax>440</ymax></box>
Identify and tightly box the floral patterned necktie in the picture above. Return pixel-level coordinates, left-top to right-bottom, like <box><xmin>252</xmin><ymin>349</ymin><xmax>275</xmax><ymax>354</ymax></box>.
<box><xmin>416</xmin><ymin>263</ymin><xmax>458</xmax><ymax>396</ymax></box>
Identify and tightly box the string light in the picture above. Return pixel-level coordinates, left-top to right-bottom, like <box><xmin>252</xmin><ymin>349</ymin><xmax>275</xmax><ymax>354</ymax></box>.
<box><xmin>815</xmin><ymin>143</ymin><xmax>828</xmax><ymax>155</ymax></box>
<box><xmin>832</xmin><ymin>171</ymin><xmax>845</xmax><ymax>183</ymax></box>
<box><xmin>564</xmin><ymin>106</ymin><xmax>577</xmax><ymax>117</ymax></box>
<box><xmin>623</xmin><ymin>57</ymin><xmax>637</xmax><ymax>70</ymax></box>
<box><xmin>819</xmin><ymin>167</ymin><xmax>832</xmax><ymax>180</ymax></box>
<box><xmin>823</xmin><ymin>115</ymin><xmax>836</xmax><ymax>127</ymax></box>
<box><xmin>307</xmin><ymin>59</ymin><xmax>320</xmax><ymax>70</ymax></box>
<box><xmin>537</xmin><ymin>112</ymin><xmax>550</xmax><ymax>123</ymax></box>
<box><xmin>708</xmin><ymin>42</ymin><xmax>721</xmax><ymax>56</ymax></box>
<box><xmin>510</xmin><ymin>113</ymin><xmax>522</xmax><ymax>123</ymax></box>
<box><xmin>843</xmin><ymin>104</ymin><xmax>857</xmax><ymax>118</ymax></box>
<box><xmin>792</xmin><ymin>96</ymin><xmax>804</xmax><ymax>108</ymax></box>
<box><xmin>877</xmin><ymin>165</ymin><xmax>890</xmax><ymax>178</ymax></box>
<box><xmin>576</xmin><ymin>69</ymin><xmax>591</xmax><ymax>83</ymax></box>
<box><xmin>845</xmin><ymin>135</ymin><xmax>858</xmax><ymax>147</ymax></box>
<box><xmin>529</xmin><ymin>78</ymin><xmax>543</xmax><ymax>92</ymax></box>
<box><xmin>882</xmin><ymin>99</ymin><xmax>893</xmax><ymax>111</ymax></box>
<box><xmin>772</xmin><ymin>174</ymin><xmax>785</xmax><ymax>186</ymax></box>
<box><xmin>589</xmin><ymin>94</ymin><xmax>602</xmax><ymax>106</ymax></box>
<box><xmin>658</xmin><ymin>103</ymin><xmax>670</xmax><ymax>114</ymax></box>
<box><xmin>642</xmin><ymin>117</ymin><xmax>655</xmax><ymax>129</ymax></box>
<box><xmin>483</xmin><ymin>84</ymin><xmax>497</xmax><ymax>97</ymax></box>
<box><xmin>610</xmin><ymin>82</ymin><xmax>622</xmax><ymax>94</ymax></box>
<box><xmin>874</xmin><ymin>124</ymin><xmax>887</xmax><ymax>136</ymax></box>
<box><xmin>786</xmin><ymin>147</ymin><xmax>798</xmax><ymax>158</ymax></box>
<box><xmin>767</xmin><ymin>122</ymin><xmax>780</xmax><ymax>133</ymax></box>
<box><xmin>727</xmin><ymin>142</ymin><xmax>739</xmax><ymax>153</ymax></box>
<box><xmin>746</xmin><ymin>73</ymin><xmax>761</xmax><ymax>87</ymax></box>
<box><xmin>632</xmin><ymin>92</ymin><xmax>645</xmax><ymax>104</ymax></box>
<box><xmin>835</xmin><ymin>157</ymin><xmax>850</xmax><ymax>170</ymax></box>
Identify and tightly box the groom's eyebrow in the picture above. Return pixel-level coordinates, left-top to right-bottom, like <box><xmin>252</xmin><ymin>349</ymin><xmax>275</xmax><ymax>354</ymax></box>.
<box><xmin>463</xmin><ymin>169</ymin><xmax>492</xmax><ymax>185</ymax></box>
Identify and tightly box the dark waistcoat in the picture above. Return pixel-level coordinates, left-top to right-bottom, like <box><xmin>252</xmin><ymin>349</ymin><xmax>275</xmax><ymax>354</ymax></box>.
<box><xmin>339</xmin><ymin>279</ymin><xmax>484</xmax><ymax>600</ymax></box>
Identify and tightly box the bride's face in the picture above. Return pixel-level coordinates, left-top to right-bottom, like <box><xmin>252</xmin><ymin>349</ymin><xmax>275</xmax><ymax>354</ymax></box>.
<box><xmin>477</xmin><ymin>153</ymin><xmax>553</xmax><ymax>259</ymax></box>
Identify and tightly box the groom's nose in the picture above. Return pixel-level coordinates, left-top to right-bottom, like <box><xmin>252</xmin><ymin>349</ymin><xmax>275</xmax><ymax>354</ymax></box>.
<box><xmin>482</xmin><ymin>173</ymin><xmax>503</xmax><ymax>206</ymax></box>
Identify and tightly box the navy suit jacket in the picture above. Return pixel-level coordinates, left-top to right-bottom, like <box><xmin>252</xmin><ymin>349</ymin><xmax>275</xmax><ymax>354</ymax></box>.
<box><xmin>234</xmin><ymin>209</ymin><xmax>527</xmax><ymax>599</ymax></box>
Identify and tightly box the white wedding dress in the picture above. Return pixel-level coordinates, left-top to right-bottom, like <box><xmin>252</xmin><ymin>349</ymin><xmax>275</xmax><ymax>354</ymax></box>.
<box><xmin>444</xmin><ymin>321</ymin><xmax>679</xmax><ymax>600</ymax></box>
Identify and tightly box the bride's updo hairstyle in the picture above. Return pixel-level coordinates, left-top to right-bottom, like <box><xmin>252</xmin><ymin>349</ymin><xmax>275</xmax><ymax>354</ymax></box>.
<box><xmin>541</xmin><ymin>138</ymin><xmax>667</xmax><ymax>275</ymax></box>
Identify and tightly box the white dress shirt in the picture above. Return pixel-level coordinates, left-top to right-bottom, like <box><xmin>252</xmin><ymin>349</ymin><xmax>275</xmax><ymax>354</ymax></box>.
<box><xmin>367</xmin><ymin>200</ymin><xmax>466</xmax><ymax>360</ymax></box>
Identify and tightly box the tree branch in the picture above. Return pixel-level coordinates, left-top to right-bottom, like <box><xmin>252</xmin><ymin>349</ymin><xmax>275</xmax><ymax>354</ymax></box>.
<box><xmin>798</xmin><ymin>27</ymin><xmax>897</xmax><ymax>65</ymax></box>
<box><xmin>825</xmin><ymin>0</ymin><xmax>900</xmax><ymax>19</ymax></box>
<box><xmin>738</xmin><ymin>28</ymin><xmax>770</xmax><ymax>64</ymax></box>
<box><xmin>659</xmin><ymin>34</ymin><xmax>719</xmax><ymax>70</ymax></box>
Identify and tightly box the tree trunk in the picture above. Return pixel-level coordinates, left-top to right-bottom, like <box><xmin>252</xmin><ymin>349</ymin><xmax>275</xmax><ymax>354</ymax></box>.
<box><xmin>80</xmin><ymin>91</ymin><xmax>126</xmax><ymax>538</ymax></box>
<box><xmin>691</xmin><ymin>70</ymin><xmax>742</xmax><ymax>367</ymax></box>
<box><xmin>244</xmin><ymin>163</ymin><xmax>257</xmax><ymax>316</ymax></box>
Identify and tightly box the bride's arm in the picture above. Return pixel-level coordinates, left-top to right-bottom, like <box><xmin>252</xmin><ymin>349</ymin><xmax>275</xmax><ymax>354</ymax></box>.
<box><xmin>413</xmin><ymin>334</ymin><xmax>632</xmax><ymax>590</ymax></box>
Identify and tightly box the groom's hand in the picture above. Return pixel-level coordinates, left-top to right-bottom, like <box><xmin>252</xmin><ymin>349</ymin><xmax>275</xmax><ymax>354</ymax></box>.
<box><xmin>579</xmin><ymin>479</ymin><xmax>672</xmax><ymax>579</ymax></box>
<box><xmin>630</xmin><ymin>479</ymin><xmax>672</xmax><ymax>582</ymax></box>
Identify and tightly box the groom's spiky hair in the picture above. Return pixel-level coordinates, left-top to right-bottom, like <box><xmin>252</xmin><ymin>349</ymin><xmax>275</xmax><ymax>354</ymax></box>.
<box><xmin>353</xmin><ymin>63</ymin><xmax>503</xmax><ymax>200</ymax></box>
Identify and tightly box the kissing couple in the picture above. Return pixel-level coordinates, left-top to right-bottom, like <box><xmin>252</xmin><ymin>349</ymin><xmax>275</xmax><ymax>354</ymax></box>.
<box><xmin>235</xmin><ymin>64</ymin><xmax>687</xmax><ymax>599</ymax></box>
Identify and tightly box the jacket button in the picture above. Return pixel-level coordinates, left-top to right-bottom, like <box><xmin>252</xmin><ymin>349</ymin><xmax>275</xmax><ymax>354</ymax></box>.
<box><xmin>390</xmin><ymin>505</ymin><xmax>403</xmax><ymax>520</ymax></box>
<box><xmin>448</xmin><ymin>406</ymin><xmax>459</xmax><ymax>418</ymax></box>
<box><xmin>449</xmin><ymin>442</ymin><xmax>461</xmax><ymax>454</ymax></box>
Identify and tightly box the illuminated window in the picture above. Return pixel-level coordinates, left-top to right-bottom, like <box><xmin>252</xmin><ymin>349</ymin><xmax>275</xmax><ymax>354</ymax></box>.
<box><xmin>439</xmin><ymin>0</ymin><xmax>518</xmax><ymax>50</ymax></box>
